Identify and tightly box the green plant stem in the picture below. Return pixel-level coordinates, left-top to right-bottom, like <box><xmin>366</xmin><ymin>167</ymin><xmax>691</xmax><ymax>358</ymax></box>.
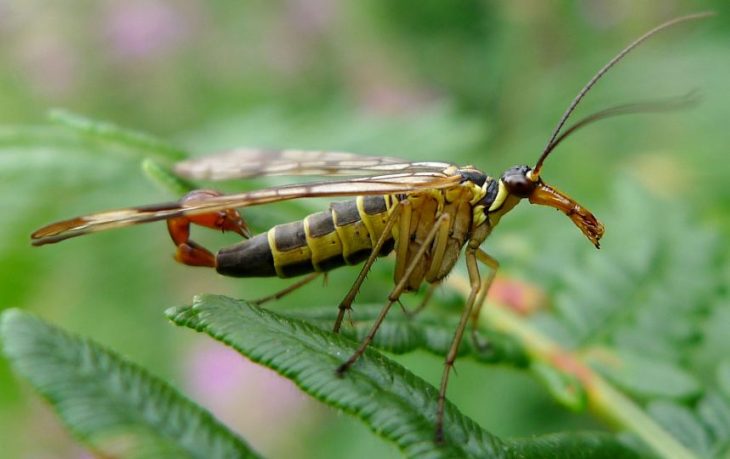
<box><xmin>446</xmin><ymin>275</ymin><xmax>698</xmax><ymax>459</ymax></box>
<box><xmin>141</xmin><ymin>158</ymin><xmax>196</xmax><ymax>196</ymax></box>
<box><xmin>47</xmin><ymin>109</ymin><xmax>187</xmax><ymax>161</ymax></box>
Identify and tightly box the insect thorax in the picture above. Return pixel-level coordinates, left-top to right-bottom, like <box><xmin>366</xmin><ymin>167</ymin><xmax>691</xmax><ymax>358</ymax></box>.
<box><xmin>381</xmin><ymin>172</ymin><xmax>498</xmax><ymax>288</ymax></box>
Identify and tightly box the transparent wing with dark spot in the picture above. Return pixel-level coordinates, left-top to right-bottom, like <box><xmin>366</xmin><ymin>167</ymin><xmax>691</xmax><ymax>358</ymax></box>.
<box><xmin>31</xmin><ymin>171</ymin><xmax>461</xmax><ymax>246</ymax></box>
<box><xmin>174</xmin><ymin>148</ymin><xmax>455</xmax><ymax>180</ymax></box>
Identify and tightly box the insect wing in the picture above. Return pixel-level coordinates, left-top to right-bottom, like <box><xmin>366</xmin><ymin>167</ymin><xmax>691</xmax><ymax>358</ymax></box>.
<box><xmin>31</xmin><ymin>204</ymin><xmax>181</xmax><ymax>246</ymax></box>
<box><xmin>31</xmin><ymin>171</ymin><xmax>461</xmax><ymax>246</ymax></box>
<box><xmin>174</xmin><ymin>148</ymin><xmax>454</xmax><ymax>180</ymax></box>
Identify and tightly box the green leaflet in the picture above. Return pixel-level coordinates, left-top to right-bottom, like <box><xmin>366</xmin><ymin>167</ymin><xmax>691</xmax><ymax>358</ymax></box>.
<box><xmin>696</xmin><ymin>392</ymin><xmax>730</xmax><ymax>457</ymax></box>
<box><xmin>591</xmin><ymin>351</ymin><xmax>702</xmax><ymax>401</ymax></box>
<box><xmin>647</xmin><ymin>401</ymin><xmax>712</xmax><ymax>457</ymax></box>
<box><xmin>502</xmin><ymin>432</ymin><xmax>641</xmax><ymax>459</ymax></box>
<box><xmin>501</xmin><ymin>179</ymin><xmax>729</xmax><ymax>457</ymax></box>
<box><xmin>531</xmin><ymin>361</ymin><xmax>587</xmax><ymax>412</ymax></box>
<box><xmin>287</xmin><ymin>303</ymin><xmax>528</xmax><ymax>367</ymax></box>
<box><xmin>0</xmin><ymin>309</ymin><xmax>258</xmax><ymax>459</ymax></box>
<box><xmin>168</xmin><ymin>294</ymin><xmax>503</xmax><ymax>459</ymax></box>
<box><xmin>167</xmin><ymin>294</ymin><xmax>637</xmax><ymax>459</ymax></box>
<box><xmin>717</xmin><ymin>361</ymin><xmax>730</xmax><ymax>400</ymax></box>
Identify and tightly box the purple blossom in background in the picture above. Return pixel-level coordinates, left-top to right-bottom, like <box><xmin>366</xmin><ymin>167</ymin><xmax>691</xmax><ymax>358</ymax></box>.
<box><xmin>101</xmin><ymin>0</ymin><xmax>191</xmax><ymax>60</ymax></box>
<box><xmin>0</xmin><ymin>1</ymin><xmax>8</xmax><ymax>30</ymax></box>
<box><xmin>579</xmin><ymin>0</ymin><xmax>630</xmax><ymax>29</ymax></box>
<box><xmin>286</xmin><ymin>0</ymin><xmax>336</xmax><ymax>37</ymax></box>
<box><xmin>16</xmin><ymin>34</ymin><xmax>79</xmax><ymax>98</ymax></box>
<box><xmin>185</xmin><ymin>339</ymin><xmax>315</xmax><ymax>452</ymax></box>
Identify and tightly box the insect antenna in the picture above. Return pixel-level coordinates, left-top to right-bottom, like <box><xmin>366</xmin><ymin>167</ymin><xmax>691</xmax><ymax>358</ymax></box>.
<box><xmin>532</xmin><ymin>11</ymin><xmax>714</xmax><ymax>177</ymax></box>
<box><xmin>547</xmin><ymin>90</ymin><xmax>701</xmax><ymax>152</ymax></box>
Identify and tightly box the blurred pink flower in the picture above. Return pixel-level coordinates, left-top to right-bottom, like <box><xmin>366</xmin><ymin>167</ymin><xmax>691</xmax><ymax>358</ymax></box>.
<box><xmin>490</xmin><ymin>276</ymin><xmax>548</xmax><ymax>316</ymax></box>
<box><xmin>0</xmin><ymin>1</ymin><xmax>8</xmax><ymax>30</ymax></box>
<box><xmin>16</xmin><ymin>34</ymin><xmax>79</xmax><ymax>98</ymax></box>
<box><xmin>262</xmin><ymin>0</ymin><xmax>337</xmax><ymax>78</ymax></box>
<box><xmin>285</xmin><ymin>0</ymin><xmax>337</xmax><ymax>37</ymax></box>
<box><xmin>184</xmin><ymin>339</ymin><xmax>316</xmax><ymax>452</ymax></box>
<box><xmin>358</xmin><ymin>81</ymin><xmax>438</xmax><ymax>115</ymax></box>
<box><xmin>101</xmin><ymin>0</ymin><xmax>191</xmax><ymax>59</ymax></box>
<box><xmin>578</xmin><ymin>0</ymin><xmax>631</xmax><ymax>29</ymax></box>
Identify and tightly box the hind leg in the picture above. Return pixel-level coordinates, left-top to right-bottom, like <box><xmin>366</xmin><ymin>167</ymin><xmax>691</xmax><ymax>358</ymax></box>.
<box><xmin>251</xmin><ymin>272</ymin><xmax>324</xmax><ymax>306</ymax></box>
<box><xmin>402</xmin><ymin>281</ymin><xmax>439</xmax><ymax>318</ymax></box>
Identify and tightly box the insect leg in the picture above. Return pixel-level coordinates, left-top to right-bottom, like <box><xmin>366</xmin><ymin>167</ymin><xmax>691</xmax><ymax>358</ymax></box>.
<box><xmin>470</xmin><ymin>249</ymin><xmax>500</xmax><ymax>350</ymax></box>
<box><xmin>251</xmin><ymin>272</ymin><xmax>323</xmax><ymax>306</ymax></box>
<box><xmin>393</xmin><ymin>199</ymin><xmax>413</xmax><ymax>283</ymax></box>
<box><xmin>403</xmin><ymin>281</ymin><xmax>439</xmax><ymax>318</ymax></box>
<box><xmin>402</xmin><ymin>204</ymin><xmax>452</xmax><ymax>317</ymax></box>
<box><xmin>336</xmin><ymin>212</ymin><xmax>451</xmax><ymax>375</ymax></box>
<box><xmin>333</xmin><ymin>200</ymin><xmax>407</xmax><ymax>333</ymax></box>
<box><xmin>434</xmin><ymin>246</ymin><xmax>482</xmax><ymax>444</ymax></box>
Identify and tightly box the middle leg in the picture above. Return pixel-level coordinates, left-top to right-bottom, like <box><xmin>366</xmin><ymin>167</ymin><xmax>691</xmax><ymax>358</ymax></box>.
<box><xmin>402</xmin><ymin>281</ymin><xmax>439</xmax><ymax>318</ymax></box>
<box><xmin>333</xmin><ymin>200</ymin><xmax>406</xmax><ymax>333</ymax></box>
<box><xmin>336</xmin><ymin>212</ymin><xmax>450</xmax><ymax>375</ymax></box>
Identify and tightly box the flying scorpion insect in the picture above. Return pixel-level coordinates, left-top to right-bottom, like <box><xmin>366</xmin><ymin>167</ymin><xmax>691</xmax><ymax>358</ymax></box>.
<box><xmin>32</xmin><ymin>12</ymin><xmax>711</xmax><ymax>443</ymax></box>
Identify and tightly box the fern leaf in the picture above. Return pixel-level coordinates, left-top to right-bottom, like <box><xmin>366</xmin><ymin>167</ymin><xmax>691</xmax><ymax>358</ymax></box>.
<box><xmin>168</xmin><ymin>294</ymin><xmax>638</xmax><ymax>459</ymax></box>
<box><xmin>0</xmin><ymin>309</ymin><xmax>258</xmax><ymax>459</ymax></box>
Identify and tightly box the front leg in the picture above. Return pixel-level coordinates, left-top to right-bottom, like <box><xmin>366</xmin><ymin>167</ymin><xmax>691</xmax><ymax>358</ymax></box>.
<box><xmin>434</xmin><ymin>246</ymin><xmax>482</xmax><ymax>444</ymax></box>
<box><xmin>469</xmin><ymin>249</ymin><xmax>500</xmax><ymax>351</ymax></box>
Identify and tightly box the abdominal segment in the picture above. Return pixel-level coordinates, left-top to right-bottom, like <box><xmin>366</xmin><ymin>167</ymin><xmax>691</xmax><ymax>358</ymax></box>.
<box><xmin>216</xmin><ymin>196</ymin><xmax>394</xmax><ymax>278</ymax></box>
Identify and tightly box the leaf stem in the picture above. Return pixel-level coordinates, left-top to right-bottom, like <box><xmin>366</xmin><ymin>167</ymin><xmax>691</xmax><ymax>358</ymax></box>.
<box><xmin>141</xmin><ymin>158</ymin><xmax>196</xmax><ymax>196</ymax></box>
<box><xmin>47</xmin><ymin>109</ymin><xmax>188</xmax><ymax>161</ymax></box>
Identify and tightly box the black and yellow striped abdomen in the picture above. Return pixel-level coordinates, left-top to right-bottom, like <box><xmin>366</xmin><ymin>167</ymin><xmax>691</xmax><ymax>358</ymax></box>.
<box><xmin>216</xmin><ymin>195</ymin><xmax>394</xmax><ymax>278</ymax></box>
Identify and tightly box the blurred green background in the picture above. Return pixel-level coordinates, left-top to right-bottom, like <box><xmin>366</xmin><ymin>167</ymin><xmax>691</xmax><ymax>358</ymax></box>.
<box><xmin>1</xmin><ymin>1</ymin><xmax>728</xmax><ymax>458</ymax></box>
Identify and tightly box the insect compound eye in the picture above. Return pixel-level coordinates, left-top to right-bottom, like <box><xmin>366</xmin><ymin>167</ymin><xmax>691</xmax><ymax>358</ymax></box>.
<box><xmin>504</xmin><ymin>175</ymin><xmax>533</xmax><ymax>197</ymax></box>
<box><xmin>501</xmin><ymin>165</ymin><xmax>536</xmax><ymax>198</ymax></box>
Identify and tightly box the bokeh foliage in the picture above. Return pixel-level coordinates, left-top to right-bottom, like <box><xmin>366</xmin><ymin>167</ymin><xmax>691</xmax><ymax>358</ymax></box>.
<box><xmin>1</xmin><ymin>1</ymin><xmax>728</xmax><ymax>458</ymax></box>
